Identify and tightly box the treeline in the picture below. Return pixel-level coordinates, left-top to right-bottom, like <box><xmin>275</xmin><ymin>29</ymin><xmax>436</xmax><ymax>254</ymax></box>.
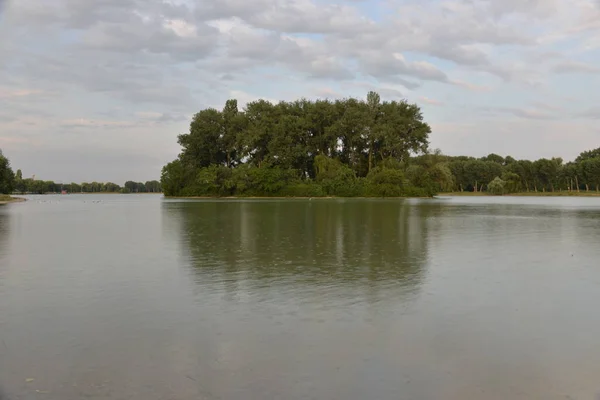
<box><xmin>162</xmin><ymin>92</ymin><xmax>438</xmax><ymax>197</ymax></box>
<box><xmin>13</xmin><ymin>173</ymin><xmax>162</xmax><ymax>194</ymax></box>
<box><xmin>161</xmin><ymin>92</ymin><xmax>600</xmax><ymax>197</ymax></box>
<box><xmin>419</xmin><ymin>149</ymin><xmax>600</xmax><ymax>194</ymax></box>
<box><xmin>0</xmin><ymin>157</ymin><xmax>162</xmax><ymax>195</ymax></box>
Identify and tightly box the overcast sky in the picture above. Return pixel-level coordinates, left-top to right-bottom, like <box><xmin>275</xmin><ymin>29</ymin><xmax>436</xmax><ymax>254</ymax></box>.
<box><xmin>1</xmin><ymin>0</ymin><xmax>599</xmax><ymax>183</ymax></box>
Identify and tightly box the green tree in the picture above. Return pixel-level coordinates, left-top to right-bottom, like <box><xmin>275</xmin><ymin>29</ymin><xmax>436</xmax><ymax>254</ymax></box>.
<box><xmin>178</xmin><ymin>108</ymin><xmax>226</xmax><ymax>168</ymax></box>
<box><xmin>0</xmin><ymin>150</ymin><xmax>15</xmax><ymax>194</ymax></box>
<box><xmin>575</xmin><ymin>148</ymin><xmax>600</xmax><ymax>163</ymax></box>
<box><xmin>488</xmin><ymin>177</ymin><xmax>506</xmax><ymax>195</ymax></box>
<box><xmin>161</xmin><ymin>93</ymin><xmax>433</xmax><ymax>197</ymax></box>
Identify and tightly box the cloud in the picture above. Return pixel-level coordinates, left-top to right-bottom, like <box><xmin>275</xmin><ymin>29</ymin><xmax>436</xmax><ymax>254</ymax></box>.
<box><xmin>59</xmin><ymin>119</ymin><xmax>137</xmax><ymax>129</ymax></box>
<box><xmin>552</xmin><ymin>61</ymin><xmax>600</xmax><ymax>74</ymax></box>
<box><xmin>1</xmin><ymin>0</ymin><xmax>600</xmax><ymax>181</ymax></box>
<box><xmin>478</xmin><ymin>106</ymin><xmax>560</xmax><ymax>120</ymax></box>
<box><xmin>579</xmin><ymin>107</ymin><xmax>600</xmax><ymax>119</ymax></box>
<box><xmin>0</xmin><ymin>87</ymin><xmax>44</xmax><ymax>98</ymax></box>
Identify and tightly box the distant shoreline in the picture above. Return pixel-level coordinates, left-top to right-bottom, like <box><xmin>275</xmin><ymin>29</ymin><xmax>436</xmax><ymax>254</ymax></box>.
<box><xmin>165</xmin><ymin>195</ymin><xmax>433</xmax><ymax>200</ymax></box>
<box><xmin>438</xmin><ymin>192</ymin><xmax>600</xmax><ymax>197</ymax></box>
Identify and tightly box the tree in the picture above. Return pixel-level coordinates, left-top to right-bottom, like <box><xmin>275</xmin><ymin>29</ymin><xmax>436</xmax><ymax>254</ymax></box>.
<box><xmin>488</xmin><ymin>177</ymin><xmax>506</xmax><ymax>195</ymax></box>
<box><xmin>576</xmin><ymin>148</ymin><xmax>600</xmax><ymax>163</ymax></box>
<box><xmin>144</xmin><ymin>180</ymin><xmax>162</xmax><ymax>193</ymax></box>
<box><xmin>178</xmin><ymin>108</ymin><xmax>226</xmax><ymax>168</ymax></box>
<box><xmin>580</xmin><ymin>157</ymin><xmax>600</xmax><ymax>191</ymax></box>
<box><xmin>0</xmin><ymin>150</ymin><xmax>16</xmax><ymax>194</ymax></box>
<box><xmin>161</xmin><ymin>92</ymin><xmax>434</xmax><ymax>197</ymax></box>
<box><xmin>481</xmin><ymin>153</ymin><xmax>505</xmax><ymax>165</ymax></box>
<box><xmin>501</xmin><ymin>172</ymin><xmax>522</xmax><ymax>193</ymax></box>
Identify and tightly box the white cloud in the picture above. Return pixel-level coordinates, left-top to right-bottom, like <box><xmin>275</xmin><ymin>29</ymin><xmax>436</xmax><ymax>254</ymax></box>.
<box><xmin>1</xmin><ymin>0</ymin><xmax>599</xmax><ymax>181</ymax></box>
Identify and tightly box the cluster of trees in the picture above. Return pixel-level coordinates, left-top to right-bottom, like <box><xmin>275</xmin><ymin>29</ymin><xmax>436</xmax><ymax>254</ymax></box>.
<box><xmin>5</xmin><ymin>88</ymin><xmax>600</xmax><ymax>199</ymax></box>
<box><xmin>161</xmin><ymin>92</ymin><xmax>600</xmax><ymax>197</ymax></box>
<box><xmin>12</xmin><ymin>175</ymin><xmax>162</xmax><ymax>194</ymax></box>
<box><xmin>426</xmin><ymin>150</ymin><xmax>600</xmax><ymax>194</ymax></box>
<box><xmin>162</xmin><ymin>92</ymin><xmax>438</xmax><ymax>197</ymax></box>
<box><xmin>0</xmin><ymin>156</ymin><xmax>162</xmax><ymax>195</ymax></box>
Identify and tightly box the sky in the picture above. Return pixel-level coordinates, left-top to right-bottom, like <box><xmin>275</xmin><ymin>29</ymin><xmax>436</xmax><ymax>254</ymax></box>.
<box><xmin>0</xmin><ymin>0</ymin><xmax>599</xmax><ymax>183</ymax></box>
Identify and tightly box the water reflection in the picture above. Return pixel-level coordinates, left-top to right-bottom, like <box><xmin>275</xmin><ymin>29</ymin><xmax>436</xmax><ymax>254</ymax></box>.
<box><xmin>164</xmin><ymin>199</ymin><xmax>433</xmax><ymax>305</ymax></box>
<box><xmin>0</xmin><ymin>207</ymin><xmax>9</xmax><ymax>269</ymax></box>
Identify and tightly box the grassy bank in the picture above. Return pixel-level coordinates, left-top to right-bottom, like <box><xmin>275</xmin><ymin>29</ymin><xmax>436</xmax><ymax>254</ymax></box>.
<box><xmin>439</xmin><ymin>191</ymin><xmax>600</xmax><ymax>197</ymax></box>
<box><xmin>0</xmin><ymin>195</ymin><xmax>26</xmax><ymax>204</ymax></box>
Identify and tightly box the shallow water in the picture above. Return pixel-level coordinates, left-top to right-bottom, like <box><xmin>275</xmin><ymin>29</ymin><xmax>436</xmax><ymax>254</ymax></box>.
<box><xmin>1</xmin><ymin>194</ymin><xmax>600</xmax><ymax>399</ymax></box>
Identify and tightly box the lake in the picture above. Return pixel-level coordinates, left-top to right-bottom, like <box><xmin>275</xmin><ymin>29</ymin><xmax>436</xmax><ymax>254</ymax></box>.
<box><xmin>1</xmin><ymin>194</ymin><xmax>600</xmax><ymax>400</ymax></box>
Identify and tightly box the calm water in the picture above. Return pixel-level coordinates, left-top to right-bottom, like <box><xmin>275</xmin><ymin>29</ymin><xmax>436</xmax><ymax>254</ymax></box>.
<box><xmin>1</xmin><ymin>195</ymin><xmax>600</xmax><ymax>400</ymax></box>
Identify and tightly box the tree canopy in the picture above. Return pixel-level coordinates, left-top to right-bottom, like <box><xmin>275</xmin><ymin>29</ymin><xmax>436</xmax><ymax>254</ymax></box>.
<box><xmin>163</xmin><ymin>92</ymin><xmax>435</xmax><ymax>197</ymax></box>
<box><xmin>0</xmin><ymin>150</ymin><xmax>16</xmax><ymax>194</ymax></box>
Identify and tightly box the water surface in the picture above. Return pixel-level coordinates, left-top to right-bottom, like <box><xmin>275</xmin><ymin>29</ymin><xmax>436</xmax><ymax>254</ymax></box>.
<box><xmin>1</xmin><ymin>194</ymin><xmax>600</xmax><ymax>399</ymax></box>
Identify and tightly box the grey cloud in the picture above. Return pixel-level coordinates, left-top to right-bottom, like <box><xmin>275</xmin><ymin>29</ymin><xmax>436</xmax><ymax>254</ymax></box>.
<box><xmin>479</xmin><ymin>106</ymin><xmax>559</xmax><ymax>120</ymax></box>
<box><xmin>3</xmin><ymin>0</ymin><xmax>599</xmax><ymax>183</ymax></box>
<box><xmin>247</xmin><ymin>3</ymin><xmax>374</xmax><ymax>34</ymax></box>
<box><xmin>195</xmin><ymin>0</ymin><xmax>273</xmax><ymax>21</ymax></box>
<box><xmin>552</xmin><ymin>61</ymin><xmax>600</xmax><ymax>74</ymax></box>
<box><xmin>361</xmin><ymin>52</ymin><xmax>449</xmax><ymax>83</ymax></box>
<box><xmin>80</xmin><ymin>17</ymin><xmax>219</xmax><ymax>61</ymax></box>
<box><xmin>375</xmin><ymin>88</ymin><xmax>405</xmax><ymax>100</ymax></box>
<box><xmin>579</xmin><ymin>107</ymin><xmax>600</xmax><ymax>119</ymax></box>
<box><xmin>212</xmin><ymin>26</ymin><xmax>355</xmax><ymax>81</ymax></box>
<box><xmin>482</xmin><ymin>0</ymin><xmax>561</xmax><ymax>19</ymax></box>
<box><xmin>196</xmin><ymin>0</ymin><xmax>374</xmax><ymax>34</ymax></box>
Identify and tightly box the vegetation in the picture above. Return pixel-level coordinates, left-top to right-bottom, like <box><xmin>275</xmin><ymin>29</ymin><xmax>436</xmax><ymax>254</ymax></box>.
<box><xmin>0</xmin><ymin>150</ymin><xmax>15</xmax><ymax>195</ymax></box>
<box><xmin>11</xmin><ymin>177</ymin><xmax>162</xmax><ymax>194</ymax></box>
<box><xmin>3</xmin><ymin>89</ymin><xmax>600</xmax><ymax>198</ymax></box>
<box><xmin>161</xmin><ymin>91</ymin><xmax>600</xmax><ymax>197</ymax></box>
<box><xmin>162</xmin><ymin>92</ymin><xmax>439</xmax><ymax>197</ymax></box>
<box><xmin>432</xmin><ymin>151</ymin><xmax>600</xmax><ymax>195</ymax></box>
<box><xmin>0</xmin><ymin>152</ymin><xmax>161</xmax><ymax>195</ymax></box>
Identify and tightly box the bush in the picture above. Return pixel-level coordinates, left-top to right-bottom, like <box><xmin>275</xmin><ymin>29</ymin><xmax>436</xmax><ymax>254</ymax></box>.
<box><xmin>366</xmin><ymin>167</ymin><xmax>406</xmax><ymax>197</ymax></box>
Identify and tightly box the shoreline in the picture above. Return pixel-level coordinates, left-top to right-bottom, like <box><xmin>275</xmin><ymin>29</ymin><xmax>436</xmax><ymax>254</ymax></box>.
<box><xmin>166</xmin><ymin>195</ymin><xmax>434</xmax><ymax>200</ymax></box>
<box><xmin>0</xmin><ymin>196</ymin><xmax>27</xmax><ymax>204</ymax></box>
<box><xmin>168</xmin><ymin>192</ymin><xmax>600</xmax><ymax>200</ymax></box>
<box><xmin>438</xmin><ymin>192</ymin><xmax>600</xmax><ymax>197</ymax></box>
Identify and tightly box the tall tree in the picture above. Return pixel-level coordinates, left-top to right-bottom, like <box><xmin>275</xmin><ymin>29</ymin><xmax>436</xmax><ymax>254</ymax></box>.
<box><xmin>178</xmin><ymin>108</ymin><xmax>226</xmax><ymax>168</ymax></box>
<box><xmin>0</xmin><ymin>150</ymin><xmax>15</xmax><ymax>194</ymax></box>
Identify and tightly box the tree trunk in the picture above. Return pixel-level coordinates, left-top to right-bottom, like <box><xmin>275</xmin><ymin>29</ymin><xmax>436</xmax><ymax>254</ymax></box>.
<box><xmin>575</xmin><ymin>176</ymin><xmax>580</xmax><ymax>192</ymax></box>
<box><xmin>474</xmin><ymin>181</ymin><xmax>477</xmax><ymax>193</ymax></box>
<box><xmin>586</xmin><ymin>184</ymin><xmax>590</xmax><ymax>192</ymax></box>
<box><xmin>480</xmin><ymin>183</ymin><xmax>484</xmax><ymax>193</ymax></box>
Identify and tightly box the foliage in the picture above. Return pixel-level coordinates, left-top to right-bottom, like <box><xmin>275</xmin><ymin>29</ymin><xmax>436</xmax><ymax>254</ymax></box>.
<box><xmin>366</xmin><ymin>166</ymin><xmax>407</xmax><ymax>197</ymax></box>
<box><xmin>488</xmin><ymin>177</ymin><xmax>506</xmax><ymax>195</ymax></box>
<box><xmin>0</xmin><ymin>150</ymin><xmax>15</xmax><ymax>194</ymax></box>
<box><xmin>162</xmin><ymin>92</ymin><xmax>435</xmax><ymax>197</ymax></box>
